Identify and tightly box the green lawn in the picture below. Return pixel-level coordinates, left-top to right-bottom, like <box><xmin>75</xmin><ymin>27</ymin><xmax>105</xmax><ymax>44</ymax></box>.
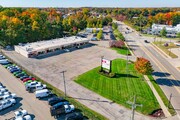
<box><xmin>112</xmin><ymin>47</ymin><xmax>131</xmax><ymax>55</ymax></box>
<box><xmin>75</xmin><ymin>59</ymin><xmax>160</xmax><ymax>115</ymax></box>
<box><xmin>153</xmin><ymin>41</ymin><xmax>179</xmax><ymax>58</ymax></box>
<box><xmin>147</xmin><ymin>75</ymin><xmax>176</xmax><ymax>115</ymax></box>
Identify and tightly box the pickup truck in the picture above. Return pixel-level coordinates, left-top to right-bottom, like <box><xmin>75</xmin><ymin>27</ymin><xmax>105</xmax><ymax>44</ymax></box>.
<box><xmin>50</xmin><ymin>104</ymin><xmax>75</xmax><ymax>116</ymax></box>
<box><xmin>0</xmin><ymin>99</ymin><xmax>16</xmax><ymax>110</ymax></box>
<box><xmin>28</xmin><ymin>84</ymin><xmax>46</xmax><ymax>93</ymax></box>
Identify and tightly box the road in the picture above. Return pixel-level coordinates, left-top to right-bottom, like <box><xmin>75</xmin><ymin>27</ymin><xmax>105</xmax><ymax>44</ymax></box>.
<box><xmin>0</xmin><ymin>65</ymin><xmax>54</xmax><ymax>120</ymax></box>
<box><xmin>116</xmin><ymin>21</ymin><xmax>180</xmax><ymax>119</ymax></box>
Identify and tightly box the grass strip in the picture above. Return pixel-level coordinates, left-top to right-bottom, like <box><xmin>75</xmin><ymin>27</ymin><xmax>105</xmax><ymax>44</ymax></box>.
<box><xmin>147</xmin><ymin>75</ymin><xmax>176</xmax><ymax>116</ymax></box>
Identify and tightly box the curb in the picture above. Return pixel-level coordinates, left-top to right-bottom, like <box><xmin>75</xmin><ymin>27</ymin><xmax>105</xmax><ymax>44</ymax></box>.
<box><xmin>124</xmin><ymin>42</ymin><xmax>135</xmax><ymax>56</ymax></box>
<box><xmin>151</xmin><ymin>43</ymin><xmax>171</xmax><ymax>58</ymax></box>
<box><xmin>144</xmin><ymin>75</ymin><xmax>171</xmax><ymax>118</ymax></box>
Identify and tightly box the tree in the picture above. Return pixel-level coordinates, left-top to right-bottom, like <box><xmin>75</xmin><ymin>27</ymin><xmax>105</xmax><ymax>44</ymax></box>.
<box><xmin>134</xmin><ymin>57</ymin><xmax>153</xmax><ymax>75</ymax></box>
<box><xmin>177</xmin><ymin>32</ymin><xmax>180</xmax><ymax>39</ymax></box>
<box><xmin>160</xmin><ymin>27</ymin><xmax>167</xmax><ymax>37</ymax></box>
<box><xmin>97</xmin><ymin>30</ymin><xmax>103</xmax><ymax>40</ymax></box>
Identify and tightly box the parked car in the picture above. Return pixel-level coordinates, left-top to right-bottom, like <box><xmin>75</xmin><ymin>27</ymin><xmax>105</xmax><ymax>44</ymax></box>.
<box><xmin>0</xmin><ymin>94</ymin><xmax>17</xmax><ymax>101</ymax></box>
<box><xmin>0</xmin><ymin>59</ymin><xmax>9</xmax><ymax>65</ymax></box>
<box><xmin>23</xmin><ymin>77</ymin><xmax>36</xmax><ymax>83</ymax></box>
<box><xmin>20</xmin><ymin>75</ymin><xmax>29</xmax><ymax>80</ymax></box>
<box><xmin>25</xmin><ymin>81</ymin><xmax>41</xmax><ymax>90</ymax></box>
<box><xmin>0</xmin><ymin>88</ymin><xmax>8</xmax><ymax>92</ymax></box>
<box><xmin>14</xmin><ymin>109</ymin><xmax>28</xmax><ymax>118</ymax></box>
<box><xmin>35</xmin><ymin>89</ymin><xmax>53</xmax><ymax>99</ymax></box>
<box><xmin>10</xmin><ymin>69</ymin><xmax>21</xmax><ymax>73</ymax></box>
<box><xmin>15</xmin><ymin>115</ymin><xmax>32</xmax><ymax>120</ymax></box>
<box><xmin>64</xmin><ymin>49</ymin><xmax>70</xmax><ymax>52</ymax></box>
<box><xmin>50</xmin><ymin>104</ymin><xmax>74</xmax><ymax>116</ymax></box>
<box><xmin>0</xmin><ymin>99</ymin><xmax>16</xmax><ymax>110</ymax></box>
<box><xmin>27</xmin><ymin>84</ymin><xmax>46</xmax><ymax>93</ymax></box>
<box><xmin>3</xmin><ymin>64</ymin><xmax>13</xmax><ymax>68</ymax></box>
<box><xmin>0</xmin><ymin>91</ymin><xmax>10</xmax><ymax>96</ymax></box>
<box><xmin>13</xmin><ymin>71</ymin><xmax>25</xmax><ymax>76</ymax></box>
<box><xmin>48</xmin><ymin>97</ymin><xmax>64</xmax><ymax>106</ymax></box>
<box><xmin>65</xmin><ymin>112</ymin><xmax>83</xmax><ymax>120</ymax></box>
<box><xmin>7</xmin><ymin>66</ymin><xmax>19</xmax><ymax>70</ymax></box>
<box><xmin>0</xmin><ymin>55</ymin><xmax>6</xmax><ymax>60</ymax></box>
<box><xmin>15</xmin><ymin>73</ymin><xmax>27</xmax><ymax>78</ymax></box>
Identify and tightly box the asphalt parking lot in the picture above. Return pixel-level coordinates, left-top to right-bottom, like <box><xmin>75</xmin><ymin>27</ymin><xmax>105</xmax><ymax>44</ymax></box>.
<box><xmin>0</xmin><ymin>65</ymin><xmax>55</xmax><ymax>120</ymax></box>
<box><xmin>1</xmin><ymin>39</ymin><xmax>153</xmax><ymax>120</ymax></box>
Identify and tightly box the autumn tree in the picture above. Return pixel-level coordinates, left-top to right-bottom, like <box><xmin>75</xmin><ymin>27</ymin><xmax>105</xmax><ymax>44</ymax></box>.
<box><xmin>134</xmin><ymin>57</ymin><xmax>153</xmax><ymax>75</ymax></box>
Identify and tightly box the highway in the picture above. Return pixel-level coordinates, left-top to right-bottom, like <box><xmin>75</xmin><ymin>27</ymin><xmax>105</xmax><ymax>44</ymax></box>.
<box><xmin>117</xmin><ymin>21</ymin><xmax>180</xmax><ymax>119</ymax></box>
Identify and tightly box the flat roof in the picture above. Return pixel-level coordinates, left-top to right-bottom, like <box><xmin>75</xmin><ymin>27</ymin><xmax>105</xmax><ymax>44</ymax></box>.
<box><xmin>15</xmin><ymin>36</ymin><xmax>89</xmax><ymax>53</ymax></box>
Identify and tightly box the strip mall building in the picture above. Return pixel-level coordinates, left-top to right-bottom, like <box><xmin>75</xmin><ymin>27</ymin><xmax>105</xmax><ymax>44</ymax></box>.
<box><xmin>15</xmin><ymin>36</ymin><xmax>89</xmax><ymax>58</ymax></box>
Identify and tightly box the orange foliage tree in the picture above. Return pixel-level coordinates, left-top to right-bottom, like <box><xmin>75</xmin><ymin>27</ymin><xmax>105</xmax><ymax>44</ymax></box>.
<box><xmin>134</xmin><ymin>57</ymin><xmax>153</xmax><ymax>75</ymax></box>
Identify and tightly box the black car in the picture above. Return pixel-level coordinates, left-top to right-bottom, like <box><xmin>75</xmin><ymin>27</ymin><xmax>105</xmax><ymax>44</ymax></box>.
<box><xmin>16</xmin><ymin>73</ymin><xmax>27</xmax><ymax>78</ymax></box>
<box><xmin>144</xmin><ymin>40</ymin><xmax>150</xmax><ymax>43</ymax></box>
<box><xmin>65</xmin><ymin>112</ymin><xmax>83</xmax><ymax>120</ymax></box>
<box><xmin>20</xmin><ymin>75</ymin><xmax>29</xmax><ymax>80</ymax></box>
<box><xmin>48</xmin><ymin>97</ymin><xmax>64</xmax><ymax>106</ymax></box>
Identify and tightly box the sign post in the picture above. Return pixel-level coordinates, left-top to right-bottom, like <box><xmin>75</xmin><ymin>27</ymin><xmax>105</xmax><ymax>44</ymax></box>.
<box><xmin>101</xmin><ymin>58</ymin><xmax>112</xmax><ymax>73</ymax></box>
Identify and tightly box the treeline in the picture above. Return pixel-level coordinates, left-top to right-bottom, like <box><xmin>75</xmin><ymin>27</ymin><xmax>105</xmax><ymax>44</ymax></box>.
<box><xmin>0</xmin><ymin>7</ymin><xmax>112</xmax><ymax>46</ymax></box>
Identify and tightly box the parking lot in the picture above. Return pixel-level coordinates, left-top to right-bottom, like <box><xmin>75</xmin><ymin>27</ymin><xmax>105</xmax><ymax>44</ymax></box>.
<box><xmin>0</xmin><ymin>65</ymin><xmax>54</xmax><ymax>120</ymax></box>
<box><xmin>1</xmin><ymin>39</ymin><xmax>153</xmax><ymax>120</ymax></box>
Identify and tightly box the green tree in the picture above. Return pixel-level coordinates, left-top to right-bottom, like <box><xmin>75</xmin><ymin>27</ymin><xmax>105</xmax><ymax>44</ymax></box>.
<box><xmin>97</xmin><ymin>30</ymin><xmax>103</xmax><ymax>40</ymax></box>
<box><xmin>160</xmin><ymin>27</ymin><xmax>167</xmax><ymax>37</ymax></box>
<box><xmin>177</xmin><ymin>32</ymin><xmax>180</xmax><ymax>39</ymax></box>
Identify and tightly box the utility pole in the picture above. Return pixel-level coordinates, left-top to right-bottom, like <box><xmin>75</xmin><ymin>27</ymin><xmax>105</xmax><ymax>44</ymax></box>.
<box><xmin>60</xmin><ymin>70</ymin><xmax>67</xmax><ymax>98</ymax></box>
<box><xmin>126</xmin><ymin>44</ymin><xmax>129</xmax><ymax>78</ymax></box>
<box><xmin>127</xmin><ymin>95</ymin><xmax>143</xmax><ymax>120</ymax></box>
<box><xmin>168</xmin><ymin>93</ymin><xmax>172</xmax><ymax>108</ymax></box>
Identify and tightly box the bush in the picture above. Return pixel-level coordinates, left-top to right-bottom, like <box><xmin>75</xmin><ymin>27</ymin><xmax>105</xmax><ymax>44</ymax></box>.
<box><xmin>109</xmin><ymin>40</ymin><xmax>125</xmax><ymax>48</ymax></box>
<box><xmin>99</xmin><ymin>70</ymin><xmax>116</xmax><ymax>78</ymax></box>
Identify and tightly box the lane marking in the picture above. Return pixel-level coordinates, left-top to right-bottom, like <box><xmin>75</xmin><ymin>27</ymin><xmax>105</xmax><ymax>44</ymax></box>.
<box><xmin>140</xmin><ymin>45</ymin><xmax>180</xmax><ymax>94</ymax></box>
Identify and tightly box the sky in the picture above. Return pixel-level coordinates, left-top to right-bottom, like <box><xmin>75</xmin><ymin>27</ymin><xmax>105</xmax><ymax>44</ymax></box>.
<box><xmin>0</xmin><ymin>0</ymin><xmax>179</xmax><ymax>8</ymax></box>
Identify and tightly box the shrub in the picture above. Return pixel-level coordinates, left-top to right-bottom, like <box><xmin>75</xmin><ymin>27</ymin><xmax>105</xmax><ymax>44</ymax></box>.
<box><xmin>99</xmin><ymin>70</ymin><xmax>116</xmax><ymax>78</ymax></box>
<box><xmin>109</xmin><ymin>40</ymin><xmax>125</xmax><ymax>48</ymax></box>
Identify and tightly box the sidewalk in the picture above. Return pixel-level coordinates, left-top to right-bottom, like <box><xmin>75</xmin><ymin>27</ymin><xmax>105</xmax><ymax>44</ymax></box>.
<box><xmin>144</xmin><ymin>75</ymin><xmax>171</xmax><ymax>117</ymax></box>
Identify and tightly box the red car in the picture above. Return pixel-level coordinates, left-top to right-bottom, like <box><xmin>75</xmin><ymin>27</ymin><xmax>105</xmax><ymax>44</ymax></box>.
<box><xmin>22</xmin><ymin>77</ymin><xmax>36</xmax><ymax>83</ymax></box>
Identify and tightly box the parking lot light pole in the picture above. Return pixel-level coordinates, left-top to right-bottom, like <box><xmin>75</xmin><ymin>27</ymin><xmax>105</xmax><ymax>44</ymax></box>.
<box><xmin>60</xmin><ymin>70</ymin><xmax>67</xmax><ymax>98</ymax></box>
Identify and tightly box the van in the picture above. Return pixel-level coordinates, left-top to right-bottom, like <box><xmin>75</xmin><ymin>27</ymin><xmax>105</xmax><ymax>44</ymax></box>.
<box><xmin>0</xmin><ymin>59</ymin><xmax>9</xmax><ymax>65</ymax></box>
<box><xmin>35</xmin><ymin>89</ymin><xmax>52</xmax><ymax>99</ymax></box>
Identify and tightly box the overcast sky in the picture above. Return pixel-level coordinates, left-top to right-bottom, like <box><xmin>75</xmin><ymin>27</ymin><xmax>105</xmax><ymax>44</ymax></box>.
<box><xmin>0</xmin><ymin>0</ymin><xmax>179</xmax><ymax>8</ymax></box>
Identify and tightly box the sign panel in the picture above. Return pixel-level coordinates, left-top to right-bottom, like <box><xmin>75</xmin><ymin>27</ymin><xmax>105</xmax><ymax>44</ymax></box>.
<box><xmin>102</xmin><ymin>58</ymin><xmax>111</xmax><ymax>70</ymax></box>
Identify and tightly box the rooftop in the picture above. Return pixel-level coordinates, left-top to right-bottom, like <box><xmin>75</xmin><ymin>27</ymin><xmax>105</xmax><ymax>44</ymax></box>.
<box><xmin>16</xmin><ymin>36</ymin><xmax>89</xmax><ymax>53</ymax></box>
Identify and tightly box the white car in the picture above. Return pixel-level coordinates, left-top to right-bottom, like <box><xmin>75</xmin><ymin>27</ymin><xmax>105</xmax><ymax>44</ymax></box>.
<box><xmin>14</xmin><ymin>109</ymin><xmax>28</xmax><ymax>118</ymax></box>
<box><xmin>64</xmin><ymin>49</ymin><xmax>70</xmax><ymax>52</ymax></box>
<box><xmin>15</xmin><ymin>115</ymin><xmax>32</xmax><ymax>120</ymax></box>
<box><xmin>25</xmin><ymin>81</ymin><xmax>41</xmax><ymax>90</ymax></box>
<box><xmin>0</xmin><ymin>88</ymin><xmax>8</xmax><ymax>92</ymax></box>
<box><xmin>0</xmin><ymin>99</ymin><xmax>16</xmax><ymax>110</ymax></box>
<box><xmin>0</xmin><ymin>94</ymin><xmax>17</xmax><ymax>101</ymax></box>
<box><xmin>35</xmin><ymin>84</ymin><xmax>47</xmax><ymax>91</ymax></box>
<box><xmin>0</xmin><ymin>91</ymin><xmax>10</xmax><ymax>96</ymax></box>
